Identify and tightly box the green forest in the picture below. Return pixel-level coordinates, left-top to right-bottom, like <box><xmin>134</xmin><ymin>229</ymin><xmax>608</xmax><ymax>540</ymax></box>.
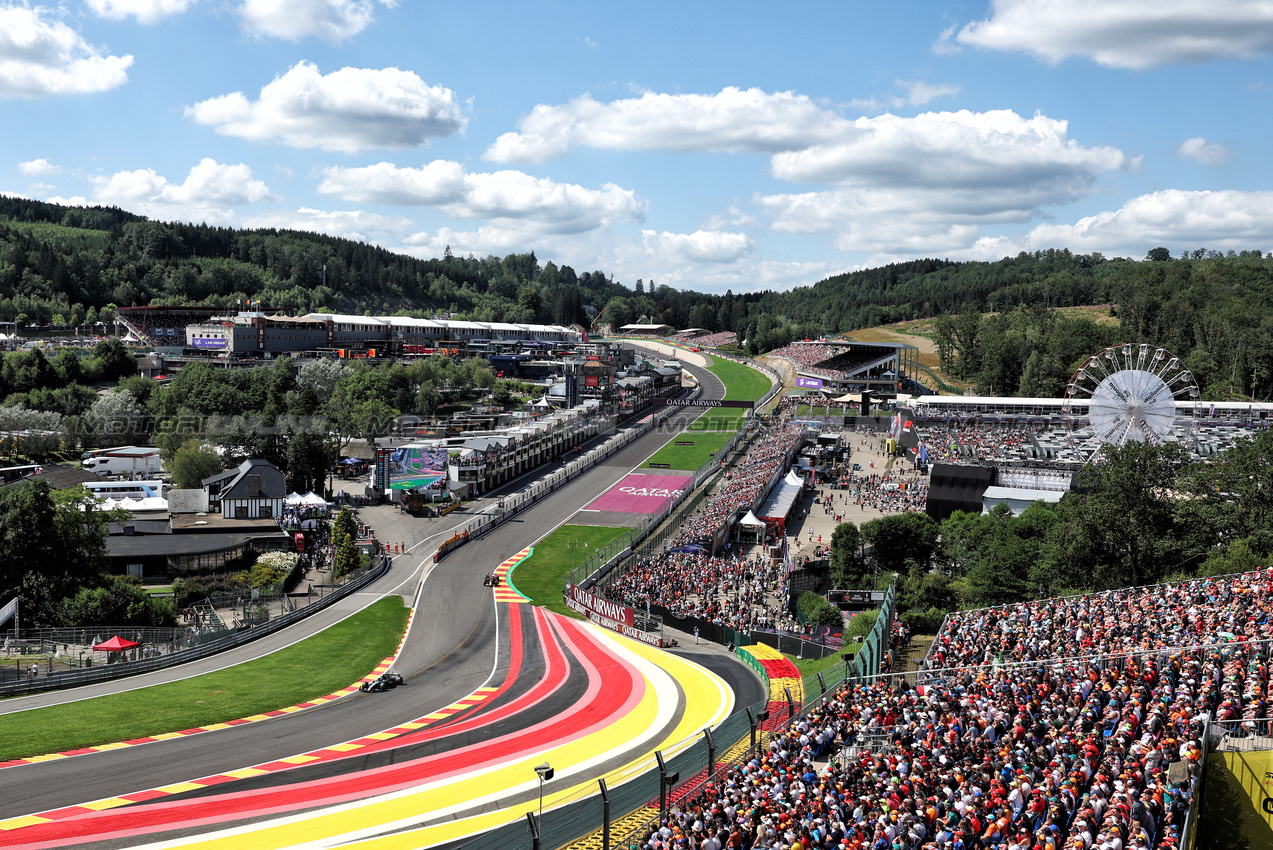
<box><xmin>3</xmin><ymin>197</ymin><xmax>1273</xmax><ymax>402</ymax></box>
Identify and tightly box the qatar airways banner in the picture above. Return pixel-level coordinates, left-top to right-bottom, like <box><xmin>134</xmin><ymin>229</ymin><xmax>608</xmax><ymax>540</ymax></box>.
<box><xmin>584</xmin><ymin>473</ymin><xmax>693</xmax><ymax>514</ymax></box>
<box><xmin>564</xmin><ymin>583</ymin><xmax>634</xmax><ymax>627</ymax></box>
<box><xmin>564</xmin><ymin>584</ymin><xmax>664</xmax><ymax>648</ymax></box>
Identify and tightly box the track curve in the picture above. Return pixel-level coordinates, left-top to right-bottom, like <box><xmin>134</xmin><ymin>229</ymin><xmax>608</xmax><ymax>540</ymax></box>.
<box><xmin>0</xmin><ymin>350</ymin><xmax>754</xmax><ymax>849</ymax></box>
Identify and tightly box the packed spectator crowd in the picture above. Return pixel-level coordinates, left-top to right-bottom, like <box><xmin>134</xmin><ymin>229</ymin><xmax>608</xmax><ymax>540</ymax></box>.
<box><xmin>691</xmin><ymin>331</ymin><xmax>740</xmax><ymax>349</ymax></box>
<box><xmin>827</xmin><ymin>469</ymin><xmax>929</xmax><ymax>515</ymax></box>
<box><xmin>602</xmin><ymin>551</ymin><xmax>798</xmax><ymax>634</ymax></box>
<box><xmin>767</xmin><ymin>344</ymin><xmax>847</xmax><ymax>381</ymax></box>
<box><xmin>765</xmin><ymin>344</ymin><xmax>890</xmax><ymax>383</ymax></box>
<box><xmin>915</xmin><ymin>422</ymin><xmax>1039</xmax><ymax>465</ymax></box>
<box><xmin>631</xmin><ymin>569</ymin><xmax>1273</xmax><ymax>850</ymax></box>
<box><xmin>667</xmin><ymin>420</ymin><xmax>802</xmax><ymax>549</ymax></box>
<box><xmin>926</xmin><ymin>569</ymin><xmax>1273</xmax><ymax>669</ymax></box>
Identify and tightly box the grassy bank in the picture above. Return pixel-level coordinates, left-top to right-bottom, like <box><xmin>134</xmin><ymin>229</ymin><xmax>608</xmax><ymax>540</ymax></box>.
<box><xmin>642</xmin><ymin>430</ymin><xmax>734</xmax><ymax>471</ymax></box>
<box><xmin>0</xmin><ymin>596</ymin><xmax>409</xmax><ymax>761</ymax></box>
<box><xmin>511</xmin><ymin>524</ymin><xmax>637</xmax><ymax>617</ymax></box>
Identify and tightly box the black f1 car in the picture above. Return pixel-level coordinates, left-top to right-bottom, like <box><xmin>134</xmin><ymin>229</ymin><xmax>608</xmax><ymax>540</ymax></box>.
<box><xmin>482</xmin><ymin>574</ymin><xmax>503</xmax><ymax>587</ymax></box>
<box><xmin>360</xmin><ymin>671</ymin><xmax>404</xmax><ymax>692</ymax></box>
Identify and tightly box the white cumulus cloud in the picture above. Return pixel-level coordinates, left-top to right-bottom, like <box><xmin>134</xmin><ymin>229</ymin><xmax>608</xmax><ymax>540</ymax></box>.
<box><xmin>771</xmin><ymin>109</ymin><xmax>1127</xmax><ymax>191</ymax></box>
<box><xmin>955</xmin><ymin>0</ymin><xmax>1273</xmax><ymax>70</ymax></box>
<box><xmin>484</xmin><ymin>87</ymin><xmax>854</xmax><ymax>164</ymax></box>
<box><xmin>186</xmin><ymin>62</ymin><xmax>466</xmax><ymax>153</ymax></box>
<box><xmin>959</xmin><ymin>190</ymin><xmax>1273</xmax><ymax>260</ymax></box>
<box><xmin>0</xmin><ymin>5</ymin><xmax>133</xmax><ymax>97</ymax></box>
<box><xmin>758</xmin><ymin>109</ymin><xmax>1129</xmax><ymax>252</ymax></box>
<box><xmin>851</xmin><ymin>79</ymin><xmax>961</xmax><ymax>112</ymax></box>
<box><xmin>87</xmin><ymin>158</ymin><xmax>274</xmax><ymax>223</ymax></box>
<box><xmin>18</xmin><ymin>158</ymin><xmax>59</xmax><ymax>175</ymax></box>
<box><xmin>318</xmin><ymin>161</ymin><xmax>644</xmax><ymax>234</ymax></box>
<box><xmin>642</xmin><ymin>229</ymin><xmax>752</xmax><ymax>264</ymax></box>
<box><xmin>86</xmin><ymin>0</ymin><xmax>198</xmax><ymax>24</ymax></box>
<box><xmin>238</xmin><ymin>0</ymin><xmax>396</xmax><ymax>43</ymax></box>
<box><xmin>1177</xmin><ymin>137</ymin><xmax>1229</xmax><ymax>165</ymax></box>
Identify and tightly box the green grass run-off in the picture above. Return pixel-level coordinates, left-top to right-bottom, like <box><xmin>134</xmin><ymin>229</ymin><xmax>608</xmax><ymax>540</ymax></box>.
<box><xmin>642</xmin><ymin>430</ymin><xmax>735</xmax><ymax>471</ymax></box>
<box><xmin>513</xmin><ymin>355</ymin><xmax>770</xmax><ymax>616</ymax></box>
<box><xmin>0</xmin><ymin>596</ymin><xmax>409</xmax><ymax>761</ymax></box>
<box><xmin>511</xmin><ymin>525</ymin><xmax>637</xmax><ymax>618</ymax></box>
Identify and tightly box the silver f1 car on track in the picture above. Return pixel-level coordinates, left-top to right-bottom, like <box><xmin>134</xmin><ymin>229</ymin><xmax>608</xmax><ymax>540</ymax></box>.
<box><xmin>359</xmin><ymin>672</ymin><xmax>404</xmax><ymax>692</ymax></box>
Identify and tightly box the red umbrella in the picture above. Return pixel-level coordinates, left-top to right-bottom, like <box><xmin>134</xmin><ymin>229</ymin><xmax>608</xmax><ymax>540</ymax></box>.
<box><xmin>93</xmin><ymin>635</ymin><xmax>142</xmax><ymax>652</ymax></box>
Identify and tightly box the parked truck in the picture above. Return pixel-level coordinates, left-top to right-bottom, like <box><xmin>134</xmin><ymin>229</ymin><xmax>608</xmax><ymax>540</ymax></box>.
<box><xmin>82</xmin><ymin>446</ymin><xmax>164</xmax><ymax>478</ymax></box>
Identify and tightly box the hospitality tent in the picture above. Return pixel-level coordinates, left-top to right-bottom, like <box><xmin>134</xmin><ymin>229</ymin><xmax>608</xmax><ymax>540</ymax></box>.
<box><xmin>93</xmin><ymin>635</ymin><xmax>142</xmax><ymax>655</ymax></box>
<box><xmin>737</xmin><ymin>509</ymin><xmax>766</xmax><ymax>544</ymax></box>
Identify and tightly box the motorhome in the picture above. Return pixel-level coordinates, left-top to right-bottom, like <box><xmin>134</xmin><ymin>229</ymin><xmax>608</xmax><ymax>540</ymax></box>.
<box><xmin>81</xmin><ymin>446</ymin><xmax>164</xmax><ymax>478</ymax></box>
<box><xmin>82</xmin><ymin>479</ymin><xmax>169</xmax><ymax>501</ymax></box>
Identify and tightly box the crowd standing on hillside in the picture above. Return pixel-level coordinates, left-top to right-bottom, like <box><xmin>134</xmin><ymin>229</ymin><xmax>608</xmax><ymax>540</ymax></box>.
<box><xmin>669</xmin><ymin>421</ymin><xmax>802</xmax><ymax>549</ymax></box>
<box><xmin>927</xmin><ymin>569</ymin><xmax>1273</xmax><ymax>669</ymax></box>
<box><xmin>631</xmin><ymin>568</ymin><xmax>1273</xmax><ymax>850</ymax></box>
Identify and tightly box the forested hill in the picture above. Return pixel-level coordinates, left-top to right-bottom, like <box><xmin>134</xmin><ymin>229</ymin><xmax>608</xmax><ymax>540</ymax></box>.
<box><xmin>3</xmin><ymin>196</ymin><xmax>1273</xmax><ymax>397</ymax></box>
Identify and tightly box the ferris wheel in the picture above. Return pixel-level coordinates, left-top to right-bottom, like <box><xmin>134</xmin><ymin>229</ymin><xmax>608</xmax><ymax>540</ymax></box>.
<box><xmin>1061</xmin><ymin>343</ymin><xmax>1201</xmax><ymax>463</ymax></box>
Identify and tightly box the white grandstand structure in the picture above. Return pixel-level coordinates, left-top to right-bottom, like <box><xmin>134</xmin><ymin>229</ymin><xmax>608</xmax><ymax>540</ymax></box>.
<box><xmin>909</xmin><ymin>395</ymin><xmax>1272</xmax><ymax>469</ymax></box>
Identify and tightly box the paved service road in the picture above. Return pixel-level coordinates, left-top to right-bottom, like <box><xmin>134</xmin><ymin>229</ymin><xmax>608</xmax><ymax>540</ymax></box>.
<box><xmin>0</xmin><ymin>352</ymin><xmax>764</xmax><ymax>849</ymax></box>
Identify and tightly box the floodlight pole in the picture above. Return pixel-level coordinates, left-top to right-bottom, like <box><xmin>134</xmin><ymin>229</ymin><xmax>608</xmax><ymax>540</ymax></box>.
<box><xmin>534</xmin><ymin>760</ymin><xmax>553</xmax><ymax>847</ymax></box>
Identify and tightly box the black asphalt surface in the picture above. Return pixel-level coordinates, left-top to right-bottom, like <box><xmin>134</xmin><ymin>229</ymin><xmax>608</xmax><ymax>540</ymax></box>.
<box><xmin>0</xmin><ymin>350</ymin><xmax>761</xmax><ymax>847</ymax></box>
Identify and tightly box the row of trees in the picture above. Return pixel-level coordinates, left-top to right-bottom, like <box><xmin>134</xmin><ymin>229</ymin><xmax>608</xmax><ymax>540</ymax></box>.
<box><xmin>828</xmin><ymin>432</ymin><xmax>1273</xmax><ymax>629</ymax></box>
<box><xmin>1</xmin><ymin>347</ymin><xmax>501</xmax><ymax>491</ymax></box>
<box><xmin>7</xmin><ymin>196</ymin><xmax>1273</xmax><ymax>401</ymax></box>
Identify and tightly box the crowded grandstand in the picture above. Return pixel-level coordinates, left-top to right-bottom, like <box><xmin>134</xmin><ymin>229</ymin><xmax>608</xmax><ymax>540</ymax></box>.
<box><xmin>630</xmin><ymin>567</ymin><xmax>1272</xmax><ymax>850</ymax></box>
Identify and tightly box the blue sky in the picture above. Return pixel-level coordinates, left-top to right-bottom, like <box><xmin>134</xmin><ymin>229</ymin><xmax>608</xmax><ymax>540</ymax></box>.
<box><xmin>3</xmin><ymin>0</ymin><xmax>1273</xmax><ymax>294</ymax></box>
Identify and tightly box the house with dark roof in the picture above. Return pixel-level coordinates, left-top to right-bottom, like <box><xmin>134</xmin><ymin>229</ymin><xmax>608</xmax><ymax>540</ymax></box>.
<box><xmin>203</xmin><ymin>459</ymin><xmax>286</xmax><ymax>520</ymax></box>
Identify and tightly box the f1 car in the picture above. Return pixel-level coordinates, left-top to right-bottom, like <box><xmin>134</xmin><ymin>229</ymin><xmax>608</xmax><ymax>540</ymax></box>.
<box><xmin>360</xmin><ymin>671</ymin><xmax>404</xmax><ymax>692</ymax></box>
<box><xmin>482</xmin><ymin>573</ymin><xmax>502</xmax><ymax>587</ymax></box>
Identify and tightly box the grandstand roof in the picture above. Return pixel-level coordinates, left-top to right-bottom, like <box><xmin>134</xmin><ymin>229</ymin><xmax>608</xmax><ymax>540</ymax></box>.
<box><xmin>981</xmin><ymin>485</ymin><xmax>1063</xmax><ymax>516</ymax></box>
<box><xmin>757</xmin><ymin>472</ymin><xmax>802</xmax><ymax>522</ymax></box>
<box><xmin>303</xmin><ymin>313</ymin><xmax>388</xmax><ymax>326</ymax></box>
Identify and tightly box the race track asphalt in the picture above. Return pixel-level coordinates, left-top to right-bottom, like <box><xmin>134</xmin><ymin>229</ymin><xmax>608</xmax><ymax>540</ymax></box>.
<box><xmin>0</xmin><ymin>350</ymin><xmax>763</xmax><ymax>848</ymax></box>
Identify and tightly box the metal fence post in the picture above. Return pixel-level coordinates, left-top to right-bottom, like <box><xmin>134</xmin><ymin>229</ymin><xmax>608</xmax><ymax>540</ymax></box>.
<box><xmin>599</xmin><ymin>778</ymin><xmax>611</xmax><ymax>850</ymax></box>
<box><xmin>703</xmin><ymin>726</ymin><xmax>717</xmax><ymax>784</ymax></box>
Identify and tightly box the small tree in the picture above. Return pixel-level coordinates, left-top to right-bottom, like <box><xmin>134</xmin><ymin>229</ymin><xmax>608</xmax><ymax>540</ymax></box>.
<box><xmin>333</xmin><ymin>532</ymin><xmax>360</xmax><ymax>579</ymax></box>
<box><xmin>332</xmin><ymin>506</ymin><xmax>357</xmax><ymax>547</ymax></box>
<box><xmin>171</xmin><ymin>440</ymin><xmax>224</xmax><ymax>489</ymax></box>
<box><xmin>829</xmin><ymin>522</ymin><xmax>866</xmax><ymax>588</ymax></box>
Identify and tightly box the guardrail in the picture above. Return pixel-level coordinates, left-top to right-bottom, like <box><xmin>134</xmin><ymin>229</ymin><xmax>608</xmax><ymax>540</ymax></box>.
<box><xmin>0</xmin><ymin>555</ymin><xmax>392</xmax><ymax>698</ymax></box>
